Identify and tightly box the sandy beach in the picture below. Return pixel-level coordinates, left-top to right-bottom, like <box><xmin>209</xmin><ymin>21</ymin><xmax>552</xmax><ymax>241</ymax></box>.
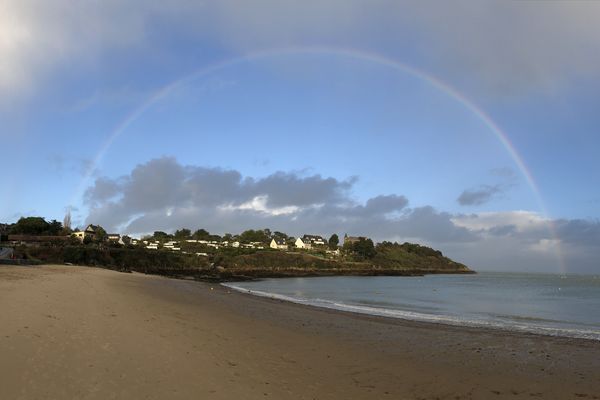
<box><xmin>1</xmin><ymin>265</ymin><xmax>599</xmax><ymax>399</ymax></box>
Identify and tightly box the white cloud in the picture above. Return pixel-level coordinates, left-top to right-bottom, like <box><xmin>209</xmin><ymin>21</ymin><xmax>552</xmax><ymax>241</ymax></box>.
<box><xmin>452</xmin><ymin>211</ymin><xmax>549</xmax><ymax>232</ymax></box>
<box><xmin>220</xmin><ymin>195</ymin><xmax>301</xmax><ymax>216</ymax></box>
<box><xmin>0</xmin><ymin>1</ymin><xmax>148</xmax><ymax>100</ymax></box>
<box><xmin>530</xmin><ymin>238</ymin><xmax>562</xmax><ymax>254</ymax></box>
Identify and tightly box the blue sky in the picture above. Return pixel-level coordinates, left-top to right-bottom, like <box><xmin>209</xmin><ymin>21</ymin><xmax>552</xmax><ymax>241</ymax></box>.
<box><xmin>1</xmin><ymin>1</ymin><xmax>599</xmax><ymax>273</ymax></box>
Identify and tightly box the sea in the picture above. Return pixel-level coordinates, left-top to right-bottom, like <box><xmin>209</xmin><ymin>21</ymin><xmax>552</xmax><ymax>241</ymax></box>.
<box><xmin>223</xmin><ymin>272</ymin><xmax>600</xmax><ymax>341</ymax></box>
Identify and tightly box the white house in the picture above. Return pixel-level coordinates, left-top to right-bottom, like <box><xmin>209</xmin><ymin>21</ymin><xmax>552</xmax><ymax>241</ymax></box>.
<box><xmin>295</xmin><ymin>237</ymin><xmax>311</xmax><ymax>249</ymax></box>
<box><xmin>302</xmin><ymin>234</ymin><xmax>326</xmax><ymax>246</ymax></box>
<box><xmin>270</xmin><ymin>238</ymin><xmax>287</xmax><ymax>250</ymax></box>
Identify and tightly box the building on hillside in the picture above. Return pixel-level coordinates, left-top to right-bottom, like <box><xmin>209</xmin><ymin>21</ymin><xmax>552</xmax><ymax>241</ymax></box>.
<box><xmin>270</xmin><ymin>238</ymin><xmax>287</xmax><ymax>250</ymax></box>
<box><xmin>163</xmin><ymin>241</ymin><xmax>181</xmax><ymax>251</ymax></box>
<box><xmin>303</xmin><ymin>234</ymin><xmax>326</xmax><ymax>246</ymax></box>
<box><xmin>295</xmin><ymin>237</ymin><xmax>311</xmax><ymax>249</ymax></box>
<box><xmin>343</xmin><ymin>235</ymin><xmax>367</xmax><ymax>246</ymax></box>
<box><xmin>73</xmin><ymin>224</ymin><xmax>102</xmax><ymax>242</ymax></box>
<box><xmin>107</xmin><ymin>234</ymin><xmax>121</xmax><ymax>242</ymax></box>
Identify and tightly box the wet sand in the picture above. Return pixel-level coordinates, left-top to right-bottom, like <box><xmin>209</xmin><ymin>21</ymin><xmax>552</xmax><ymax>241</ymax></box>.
<box><xmin>1</xmin><ymin>265</ymin><xmax>599</xmax><ymax>399</ymax></box>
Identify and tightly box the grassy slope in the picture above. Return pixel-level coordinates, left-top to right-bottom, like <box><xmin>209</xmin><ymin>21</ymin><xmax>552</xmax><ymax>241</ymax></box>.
<box><xmin>16</xmin><ymin>242</ymin><xmax>473</xmax><ymax>280</ymax></box>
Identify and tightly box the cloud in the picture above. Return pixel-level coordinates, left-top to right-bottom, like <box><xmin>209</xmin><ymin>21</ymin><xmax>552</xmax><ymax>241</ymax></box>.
<box><xmin>457</xmin><ymin>168</ymin><xmax>518</xmax><ymax>206</ymax></box>
<box><xmin>457</xmin><ymin>185</ymin><xmax>503</xmax><ymax>206</ymax></box>
<box><xmin>83</xmin><ymin>157</ymin><xmax>600</xmax><ymax>274</ymax></box>
<box><xmin>4</xmin><ymin>1</ymin><xmax>600</xmax><ymax>101</ymax></box>
<box><xmin>83</xmin><ymin>157</ymin><xmax>464</xmax><ymax>244</ymax></box>
<box><xmin>205</xmin><ymin>1</ymin><xmax>600</xmax><ymax>94</ymax></box>
<box><xmin>0</xmin><ymin>1</ymin><xmax>149</xmax><ymax>100</ymax></box>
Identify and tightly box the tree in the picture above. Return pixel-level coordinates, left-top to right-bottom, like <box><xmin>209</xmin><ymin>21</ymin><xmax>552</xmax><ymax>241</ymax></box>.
<box><xmin>272</xmin><ymin>231</ymin><xmax>289</xmax><ymax>240</ymax></box>
<box><xmin>63</xmin><ymin>210</ymin><xmax>72</xmax><ymax>231</ymax></box>
<box><xmin>174</xmin><ymin>228</ymin><xmax>191</xmax><ymax>239</ymax></box>
<box><xmin>239</xmin><ymin>229</ymin><xmax>269</xmax><ymax>243</ymax></box>
<box><xmin>94</xmin><ymin>226</ymin><xmax>107</xmax><ymax>242</ymax></box>
<box><xmin>47</xmin><ymin>220</ymin><xmax>63</xmax><ymax>235</ymax></box>
<box><xmin>352</xmin><ymin>238</ymin><xmax>376</xmax><ymax>260</ymax></box>
<box><xmin>328</xmin><ymin>234</ymin><xmax>339</xmax><ymax>249</ymax></box>
<box><xmin>11</xmin><ymin>217</ymin><xmax>50</xmax><ymax>235</ymax></box>
<box><xmin>192</xmin><ymin>229</ymin><xmax>210</xmax><ymax>240</ymax></box>
<box><xmin>153</xmin><ymin>231</ymin><xmax>171</xmax><ymax>241</ymax></box>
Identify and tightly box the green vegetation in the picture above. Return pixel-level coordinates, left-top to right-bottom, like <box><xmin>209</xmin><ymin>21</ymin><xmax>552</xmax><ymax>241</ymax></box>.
<box><xmin>328</xmin><ymin>233</ymin><xmax>339</xmax><ymax>249</ymax></box>
<box><xmin>372</xmin><ymin>241</ymin><xmax>470</xmax><ymax>272</ymax></box>
<box><xmin>1</xmin><ymin>216</ymin><xmax>473</xmax><ymax>279</ymax></box>
<box><xmin>15</xmin><ymin>245</ymin><xmax>210</xmax><ymax>276</ymax></box>
<box><xmin>10</xmin><ymin>217</ymin><xmax>68</xmax><ymax>236</ymax></box>
<box><xmin>349</xmin><ymin>237</ymin><xmax>376</xmax><ymax>260</ymax></box>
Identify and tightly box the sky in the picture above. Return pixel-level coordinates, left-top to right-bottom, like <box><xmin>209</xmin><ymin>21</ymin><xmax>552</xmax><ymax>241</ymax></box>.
<box><xmin>1</xmin><ymin>0</ymin><xmax>599</xmax><ymax>274</ymax></box>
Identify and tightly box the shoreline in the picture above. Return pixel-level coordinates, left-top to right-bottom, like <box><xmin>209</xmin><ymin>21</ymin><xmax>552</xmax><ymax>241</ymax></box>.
<box><xmin>2</xmin><ymin>264</ymin><xmax>599</xmax><ymax>399</ymax></box>
<box><xmin>221</xmin><ymin>279</ymin><xmax>600</xmax><ymax>343</ymax></box>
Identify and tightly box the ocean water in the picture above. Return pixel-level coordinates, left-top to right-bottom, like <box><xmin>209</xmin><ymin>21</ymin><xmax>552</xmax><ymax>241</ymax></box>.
<box><xmin>223</xmin><ymin>272</ymin><xmax>600</xmax><ymax>340</ymax></box>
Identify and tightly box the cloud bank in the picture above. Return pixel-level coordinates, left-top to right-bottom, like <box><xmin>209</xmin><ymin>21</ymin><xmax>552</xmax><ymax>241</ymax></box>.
<box><xmin>84</xmin><ymin>157</ymin><xmax>600</xmax><ymax>274</ymax></box>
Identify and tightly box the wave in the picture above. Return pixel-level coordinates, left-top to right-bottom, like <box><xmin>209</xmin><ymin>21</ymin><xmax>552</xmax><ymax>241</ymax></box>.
<box><xmin>222</xmin><ymin>283</ymin><xmax>600</xmax><ymax>341</ymax></box>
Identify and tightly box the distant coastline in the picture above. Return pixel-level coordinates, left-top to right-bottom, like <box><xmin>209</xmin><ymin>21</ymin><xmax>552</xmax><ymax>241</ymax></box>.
<box><xmin>1</xmin><ymin>217</ymin><xmax>474</xmax><ymax>281</ymax></box>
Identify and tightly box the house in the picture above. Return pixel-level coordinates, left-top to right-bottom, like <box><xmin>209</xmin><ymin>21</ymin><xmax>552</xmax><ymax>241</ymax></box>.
<box><xmin>344</xmin><ymin>235</ymin><xmax>367</xmax><ymax>246</ymax></box>
<box><xmin>270</xmin><ymin>238</ymin><xmax>287</xmax><ymax>250</ymax></box>
<box><xmin>303</xmin><ymin>234</ymin><xmax>326</xmax><ymax>246</ymax></box>
<box><xmin>146</xmin><ymin>242</ymin><xmax>159</xmax><ymax>250</ymax></box>
<box><xmin>163</xmin><ymin>241</ymin><xmax>181</xmax><ymax>251</ymax></box>
<box><xmin>295</xmin><ymin>237</ymin><xmax>311</xmax><ymax>249</ymax></box>
<box><xmin>72</xmin><ymin>231</ymin><xmax>86</xmax><ymax>242</ymax></box>
<box><xmin>73</xmin><ymin>224</ymin><xmax>102</xmax><ymax>242</ymax></box>
<box><xmin>107</xmin><ymin>233</ymin><xmax>121</xmax><ymax>242</ymax></box>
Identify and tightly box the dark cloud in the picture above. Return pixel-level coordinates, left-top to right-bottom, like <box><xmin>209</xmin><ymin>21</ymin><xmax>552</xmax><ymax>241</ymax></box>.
<box><xmin>84</xmin><ymin>177</ymin><xmax>123</xmax><ymax>205</ymax></box>
<box><xmin>457</xmin><ymin>185</ymin><xmax>502</xmax><ymax>206</ymax></box>
<box><xmin>84</xmin><ymin>158</ymin><xmax>467</xmax><ymax>245</ymax></box>
<box><xmin>553</xmin><ymin>218</ymin><xmax>600</xmax><ymax>246</ymax></box>
<box><xmin>251</xmin><ymin>171</ymin><xmax>355</xmax><ymax>208</ymax></box>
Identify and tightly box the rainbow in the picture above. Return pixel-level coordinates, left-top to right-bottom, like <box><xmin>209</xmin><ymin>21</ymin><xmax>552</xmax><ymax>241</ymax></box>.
<box><xmin>73</xmin><ymin>46</ymin><xmax>565</xmax><ymax>272</ymax></box>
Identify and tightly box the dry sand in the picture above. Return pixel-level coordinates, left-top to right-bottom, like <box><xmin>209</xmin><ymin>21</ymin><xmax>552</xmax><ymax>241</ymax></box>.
<box><xmin>1</xmin><ymin>265</ymin><xmax>599</xmax><ymax>399</ymax></box>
